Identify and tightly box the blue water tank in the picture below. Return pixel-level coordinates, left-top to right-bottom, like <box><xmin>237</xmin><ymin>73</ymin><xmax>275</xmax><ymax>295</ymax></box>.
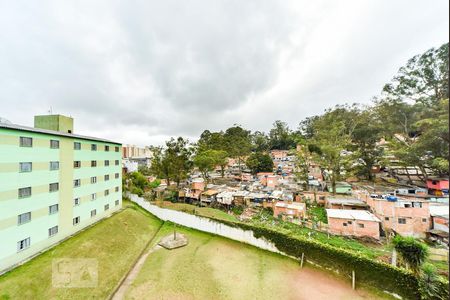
<box><xmin>386</xmin><ymin>195</ymin><xmax>398</xmax><ymax>202</ymax></box>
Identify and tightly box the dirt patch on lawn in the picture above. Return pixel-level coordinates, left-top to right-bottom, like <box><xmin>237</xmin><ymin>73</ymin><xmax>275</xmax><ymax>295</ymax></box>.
<box><xmin>286</xmin><ymin>267</ymin><xmax>381</xmax><ymax>300</ymax></box>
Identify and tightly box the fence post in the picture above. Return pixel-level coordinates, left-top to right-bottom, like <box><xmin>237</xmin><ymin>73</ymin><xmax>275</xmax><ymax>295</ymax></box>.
<box><xmin>300</xmin><ymin>253</ymin><xmax>305</xmax><ymax>268</ymax></box>
<box><xmin>352</xmin><ymin>270</ymin><xmax>355</xmax><ymax>290</ymax></box>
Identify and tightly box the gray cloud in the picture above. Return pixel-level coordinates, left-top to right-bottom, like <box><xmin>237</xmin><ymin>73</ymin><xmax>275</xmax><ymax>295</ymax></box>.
<box><xmin>0</xmin><ymin>0</ymin><xmax>448</xmax><ymax>145</ymax></box>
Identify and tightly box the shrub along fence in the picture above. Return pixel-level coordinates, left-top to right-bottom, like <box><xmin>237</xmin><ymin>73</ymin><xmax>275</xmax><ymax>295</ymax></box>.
<box><xmin>129</xmin><ymin>194</ymin><xmax>423</xmax><ymax>299</ymax></box>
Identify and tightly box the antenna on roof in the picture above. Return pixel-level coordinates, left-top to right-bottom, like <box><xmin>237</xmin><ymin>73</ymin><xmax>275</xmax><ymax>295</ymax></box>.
<box><xmin>48</xmin><ymin>107</ymin><xmax>53</xmax><ymax>114</ymax></box>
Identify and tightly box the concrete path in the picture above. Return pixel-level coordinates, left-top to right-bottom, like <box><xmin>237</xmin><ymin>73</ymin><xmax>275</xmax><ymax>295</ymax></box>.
<box><xmin>111</xmin><ymin>245</ymin><xmax>161</xmax><ymax>300</ymax></box>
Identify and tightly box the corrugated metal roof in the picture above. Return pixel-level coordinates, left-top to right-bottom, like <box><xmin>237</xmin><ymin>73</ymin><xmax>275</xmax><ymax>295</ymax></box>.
<box><xmin>326</xmin><ymin>209</ymin><xmax>381</xmax><ymax>222</ymax></box>
<box><xmin>0</xmin><ymin>122</ymin><xmax>121</xmax><ymax>144</ymax></box>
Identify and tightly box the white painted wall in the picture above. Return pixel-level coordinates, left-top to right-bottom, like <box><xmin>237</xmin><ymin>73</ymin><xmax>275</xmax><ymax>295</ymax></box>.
<box><xmin>128</xmin><ymin>194</ymin><xmax>283</xmax><ymax>255</ymax></box>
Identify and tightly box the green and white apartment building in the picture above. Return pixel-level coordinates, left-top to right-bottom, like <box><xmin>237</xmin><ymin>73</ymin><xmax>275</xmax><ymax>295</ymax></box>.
<box><xmin>0</xmin><ymin>115</ymin><xmax>122</xmax><ymax>273</ymax></box>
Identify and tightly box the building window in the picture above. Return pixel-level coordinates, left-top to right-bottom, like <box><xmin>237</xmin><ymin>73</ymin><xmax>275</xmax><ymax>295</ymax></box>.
<box><xmin>115</xmin><ymin>186</ymin><xmax>119</xmax><ymax>192</ymax></box>
<box><xmin>91</xmin><ymin>209</ymin><xmax>96</xmax><ymax>218</ymax></box>
<box><xmin>91</xmin><ymin>160</ymin><xmax>97</xmax><ymax>167</ymax></box>
<box><xmin>104</xmin><ymin>189</ymin><xmax>109</xmax><ymax>196</ymax></box>
<box><xmin>91</xmin><ymin>144</ymin><xmax>97</xmax><ymax>151</ymax></box>
<box><xmin>422</xmin><ymin>218</ymin><xmax>427</xmax><ymax>222</ymax></box>
<box><xmin>74</xmin><ymin>179</ymin><xmax>81</xmax><ymax>187</ymax></box>
<box><xmin>50</xmin><ymin>140</ymin><xmax>60</xmax><ymax>149</ymax></box>
<box><xmin>104</xmin><ymin>204</ymin><xmax>109</xmax><ymax>211</ymax></box>
<box><xmin>91</xmin><ymin>176</ymin><xmax>97</xmax><ymax>184</ymax></box>
<box><xmin>48</xmin><ymin>226</ymin><xmax>58</xmax><ymax>237</ymax></box>
<box><xmin>115</xmin><ymin>200</ymin><xmax>119</xmax><ymax>206</ymax></box>
<box><xmin>358</xmin><ymin>223</ymin><xmax>365</xmax><ymax>228</ymax></box>
<box><xmin>18</xmin><ymin>187</ymin><xmax>32</xmax><ymax>198</ymax></box>
<box><xmin>115</xmin><ymin>173</ymin><xmax>119</xmax><ymax>179</ymax></box>
<box><xmin>73</xmin><ymin>216</ymin><xmax>80</xmax><ymax>225</ymax></box>
<box><xmin>74</xmin><ymin>198</ymin><xmax>80</xmax><ymax>206</ymax></box>
<box><xmin>74</xmin><ymin>142</ymin><xmax>81</xmax><ymax>150</ymax></box>
<box><xmin>105</xmin><ymin>145</ymin><xmax>110</xmax><ymax>152</ymax></box>
<box><xmin>343</xmin><ymin>223</ymin><xmax>347</xmax><ymax>226</ymax></box>
<box><xmin>18</xmin><ymin>212</ymin><xmax>31</xmax><ymax>225</ymax></box>
<box><xmin>49</xmin><ymin>204</ymin><xmax>59</xmax><ymax>214</ymax></box>
<box><xmin>50</xmin><ymin>161</ymin><xmax>59</xmax><ymax>171</ymax></box>
<box><xmin>115</xmin><ymin>146</ymin><xmax>119</xmax><ymax>152</ymax></box>
<box><xmin>398</xmin><ymin>218</ymin><xmax>407</xmax><ymax>224</ymax></box>
<box><xmin>385</xmin><ymin>217</ymin><xmax>389</xmax><ymax>221</ymax></box>
<box><xmin>104</xmin><ymin>174</ymin><xmax>110</xmax><ymax>181</ymax></box>
<box><xmin>49</xmin><ymin>183</ymin><xmax>59</xmax><ymax>192</ymax></box>
<box><xmin>91</xmin><ymin>193</ymin><xmax>96</xmax><ymax>201</ymax></box>
<box><xmin>115</xmin><ymin>160</ymin><xmax>119</xmax><ymax>166</ymax></box>
<box><xmin>105</xmin><ymin>160</ymin><xmax>110</xmax><ymax>166</ymax></box>
<box><xmin>20</xmin><ymin>137</ymin><xmax>32</xmax><ymax>147</ymax></box>
<box><xmin>347</xmin><ymin>221</ymin><xmax>352</xmax><ymax>224</ymax></box>
<box><xmin>19</xmin><ymin>162</ymin><xmax>32</xmax><ymax>172</ymax></box>
<box><xmin>74</xmin><ymin>161</ymin><xmax>81</xmax><ymax>168</ymax></box>
<box><xmin>17</xmin><ymin>237</ymin><xmax>30</xmax><ymax>252</ymax></box>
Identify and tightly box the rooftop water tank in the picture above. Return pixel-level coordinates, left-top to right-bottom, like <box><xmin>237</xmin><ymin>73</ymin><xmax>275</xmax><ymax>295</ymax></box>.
<box><xmin>386</xmin><ymin>195</ymin><xmax>398</xmax><ymax>202</ymax></box>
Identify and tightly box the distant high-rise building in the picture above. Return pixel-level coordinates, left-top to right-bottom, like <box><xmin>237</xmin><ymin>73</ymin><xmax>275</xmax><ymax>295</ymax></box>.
<box><xmin>0</xmin><ymin>115</ymin><xmax>122</xmax><ymax>273</ymax></box>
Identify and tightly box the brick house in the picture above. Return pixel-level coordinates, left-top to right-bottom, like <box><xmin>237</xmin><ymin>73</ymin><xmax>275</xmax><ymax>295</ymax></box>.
<box><xmin>426</xmin><ymin>178</ymin><xmax>449</xmax><ymax>196</ymax></box>
<box><xmin>366</xmin><ymin>197</ymin><xmax>430</xmax><ymax>238</ymax></box>
<box><xmin>326</xmin><ymin>209</ymin><xmax>381</xmax><ymax>239</ymax></box>
<box><xmin>274</xmin><ymin>201</ymin><xmax>306</xmax><ymax>220</ymax></box>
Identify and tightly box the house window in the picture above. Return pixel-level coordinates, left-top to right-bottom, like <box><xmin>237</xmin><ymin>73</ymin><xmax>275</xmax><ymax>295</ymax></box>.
<box><xmin>115</xmin><ymin>186</ymin><xmax>119</xmax><ymax>192</ymax></box>
<box><xmin>74</xmin><ymin>142</ymin><xmax>81</xmax><ymax>150</ymax></box>
<box><xmin>18</xmin><ymin>187</ymin><xmax>32</xmax><ymax>198</ymax></box>
<box><xmin>358</xmin><ymin>223</ymin><xmax>365</xmax><ymax>228</ymax></box>
<box><xmin>49</xmin><ymin>183</ymin><xmax>59</xmax><ymax>192</ymax></box>
<box><xmin>104</xmin><ymin>189</ymin><xmax>109</xmax><ymax>196</ymax></box>
<box><xmin>347</xmin><ymin>221</ymin><xmax>352</xmax><ymax>224</ymax></box>
<box><xmin>49</xmin><ymin>204</ymin><xmax>59</xmax><ymax>214</ymax></box>
<box><xmin>74</xmin><ymin>161</ymin><xmax>81</xmax><ymax>168</ymax></box>
<box><xmin>105</xmin><ymin>145</ymin><xmax>110</xmax><ymax>152</ymax></box>
<box><xmin>19</xmin><ymin>137</ymin><xmax>32</xmax><ymax>147</ymax></box>
<box><xmin>18</xmin><ymin>212</ymin><xmax>31</xmax><ymax>225</ymax></box>
<box><xmin>115</xmin><ymin>146</ymin><xmax>119</xmax><ymax>152</ymax></box>
<box><xmin>398</xmin><ymin>218</ymin><xmax>407</xmax><ymax>224</ymax></box>
<box><xmin>104</xmin><ymin>204</ymin><xmax>110</xmax><ymax>211</ymax></box>
<box><xmin>91</xmin><ymin>209</ymin><xmax>96</xmax><ymax>218</ymax></box>
<box><xmin>412</xmin><ymin>202</ymin><xmax>422</xmax><ymax>208</ymax></box>
<box><xmin>91</xmin><ymin>176</ymin><xmax>97</xmax><ymax>184</ymax></box>
<box><xmin>50</xmin><ymin>161</ymin><xmax>59</xmax><ymax>171</ymax></box>
<box><xmin>422</xmin><ymin>218</ymin><xmax>427</xmax><ymax>222</ymax></box>
<box><xmin>19</xmin><ymin>162</ymin><xmax>32</xmax><ymax>172</ymax></box>
<box><xmin>104</xmin><ymin>175</ymin><xmax>110</xmax><ymax>181</ymax></box>
<box><xmin>48</xmin><ymin>226</ymin><xmax>58</xmax><ymax>237</ymax></box>
<box><xmin>91</xmin><ymin>144</ymin><xmax>97</xmax><ymax>151</ymax></box>
<box><xmin>115</xmin><ymin>173</ymin><xmax>119</xmax><ymax>179</ymax></box>
<box><xmin>17</xmin><ymin>237</ymin><xmax>30</xmax><ymax>252</ymax></box>
<box><xmin>50</xmin><ymin>140</ymin><xmax>59</xmax><ymax>149</ymax></box>
<box><xmin>115</xmin><ymin>200</ymin><xmax>119</xmax><ymax>206</ymax></box>
<box><xmin>73</xmin><ymin>216</ymin><xmax>80</xmax><ymax>225</ymax></box>
<box><xmin>105</xmin><ymin>160</ymin><xmax>109</xmax><ymax>166</ymax></box>
<box><xmin>91</xmin><ymin>160</ymin><xmax>97</xmax><ymax>167</ymax></box>
<box><xmin>343</xmin><ymin>223</ymin><xmax>347</xmax><ymax>226</ymax></box>
<box><xmin>74</xmin><ymin>198</ymin><xmax>80</xmax><ymax>206</ymax></box>
<box><xmin>385</xmin><ymin>217</ymin><xmax>389</xmax><ymax>221</ymax></box>
<box><xmin>74</xmin><ymin>179</ymin><xmax>81</xmax><ymax>187</ymax></box>
<box><xmin>115</xmin><ymin>160</ymin><xmax>119</xmax><ymax>166</ymax></box>
<box><xmin>91</xmin><ymin>193</ymin><xmax>96</xmax><ymax>201</ymax></box>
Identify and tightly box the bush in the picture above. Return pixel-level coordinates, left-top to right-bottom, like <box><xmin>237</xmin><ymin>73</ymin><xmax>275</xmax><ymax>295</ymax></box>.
<box><xmin>393</xmin><ymin>235</ymin><xmax>429</xmax><ymax>274</ymax></box>
<box><xmin>231</xmin><ymin>205</ymin><xmax>244</xmax><ymax>215</ymax></box>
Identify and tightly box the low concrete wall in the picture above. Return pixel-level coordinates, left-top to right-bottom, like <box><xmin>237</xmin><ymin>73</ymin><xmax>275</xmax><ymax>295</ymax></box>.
<box><xmin>128</xmin><ymin>194</ymin><xmax>283</xmax><ymax>255</ymax></box>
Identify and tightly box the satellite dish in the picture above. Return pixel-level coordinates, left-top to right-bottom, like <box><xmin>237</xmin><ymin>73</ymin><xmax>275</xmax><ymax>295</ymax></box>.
<box><xmin>0</xmin><ymin>117</ymin><xmax>12</xmax><ymax>124</ymax></box>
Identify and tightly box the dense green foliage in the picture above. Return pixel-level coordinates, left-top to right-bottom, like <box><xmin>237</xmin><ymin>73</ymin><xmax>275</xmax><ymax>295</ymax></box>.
<box><xmin>245</xmin><ymin>152</ymin><xmax>274</xmax><ymax>174</ymax></box>
<box><xmin>393</xmin><ymin>235</ymin><xmax>429</xmax><ymax>274</ymax></box>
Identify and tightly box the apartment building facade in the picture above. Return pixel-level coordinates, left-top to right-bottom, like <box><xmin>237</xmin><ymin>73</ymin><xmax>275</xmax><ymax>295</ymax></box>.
<box><xmin>0</xmin><ymin>115</ymin><xmax>122</xmax><ymax>273</ymax></box>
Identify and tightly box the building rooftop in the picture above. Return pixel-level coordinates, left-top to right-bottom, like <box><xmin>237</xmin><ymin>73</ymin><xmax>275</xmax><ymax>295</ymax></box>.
<box><xmin>0</xmin><ymin>121</ymin><xmax>121</xmax><ymax>145</ymax></box>
<box><xmin>326</xmin><ymin>209</ymin><xmax>381</xmax><ymax>222</ymax></box>
<box><xmin>327</xmin><ymin>198</ymin><xmax>368</xmax><ymax>206</ymax></box>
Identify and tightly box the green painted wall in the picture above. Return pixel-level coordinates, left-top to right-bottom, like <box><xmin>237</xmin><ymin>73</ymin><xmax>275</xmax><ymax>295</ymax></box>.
<box><xmin>0</xmin><ymin>127</ymin><xmax>122</xmax><ymax>273</ymax></box>
<box><xmin>34</xmin><ymin>115</ymin><xmax>74</xmax><ymax>133</ymax></box>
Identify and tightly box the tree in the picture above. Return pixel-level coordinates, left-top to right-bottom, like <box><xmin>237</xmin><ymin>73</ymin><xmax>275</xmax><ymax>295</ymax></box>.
<box><xmin>246</xmin><ymin>152</ymin><xmax>274</xmax><ymax>175</ymax></box>
<box><xmin>269</xmin><ymin>120</ymin><xmax>297</xmax><ymax>150</ymax></box>
<box><xmin>193</xmin><ymin>149</ymin><xmax>227</xmax><ymax>181</ymax></box>
<box><xmin>251</xmin><ymin>131</ymin><xmax>270</xmax><ymax>152</ymax></box>
<box><xmin>224</xmin><ymin>125</ymin><xmax>252</xmax><ymax>173</ymax></box>
<box><xmin>149</xmin><ymin>137</ymin><xmax>193</xmax><ymax>187</ymax></box>
<box><xmin>383</xmin><ymin>43</ymin><xmax>448</xmax><ymax>106</ymax></box>
<box><xmin>392</xmin><ymin>235</ymin><xmax>429</xmax><ymax>275</ymax></box>
<box><xmin>294</xmin><ymin>141</ymin><xmax>312</xmax><ymax>190</ymax></box>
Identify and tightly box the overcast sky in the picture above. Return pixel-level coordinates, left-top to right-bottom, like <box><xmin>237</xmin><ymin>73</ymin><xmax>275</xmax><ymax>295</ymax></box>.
<box><xmin>0</xmin><ymin>1</ymin><xmax>448</xmax><ymax>146</ymax></box>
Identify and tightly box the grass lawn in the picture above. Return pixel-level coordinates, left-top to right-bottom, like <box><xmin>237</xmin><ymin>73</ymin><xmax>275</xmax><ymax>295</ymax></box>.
<box><xmin>125</xmin><ymin>222</ymin><xmax>392</xmax><ymax>300</ymax></box>
<box><xmin>155</xmin><ymin>200</ymin><xmax>239</xmax><ymax>222</ymax></box>
<box><xmin>0</xmin><ymin>202</ymin><xmax>162</xmax><ymax>300</ymax></box>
